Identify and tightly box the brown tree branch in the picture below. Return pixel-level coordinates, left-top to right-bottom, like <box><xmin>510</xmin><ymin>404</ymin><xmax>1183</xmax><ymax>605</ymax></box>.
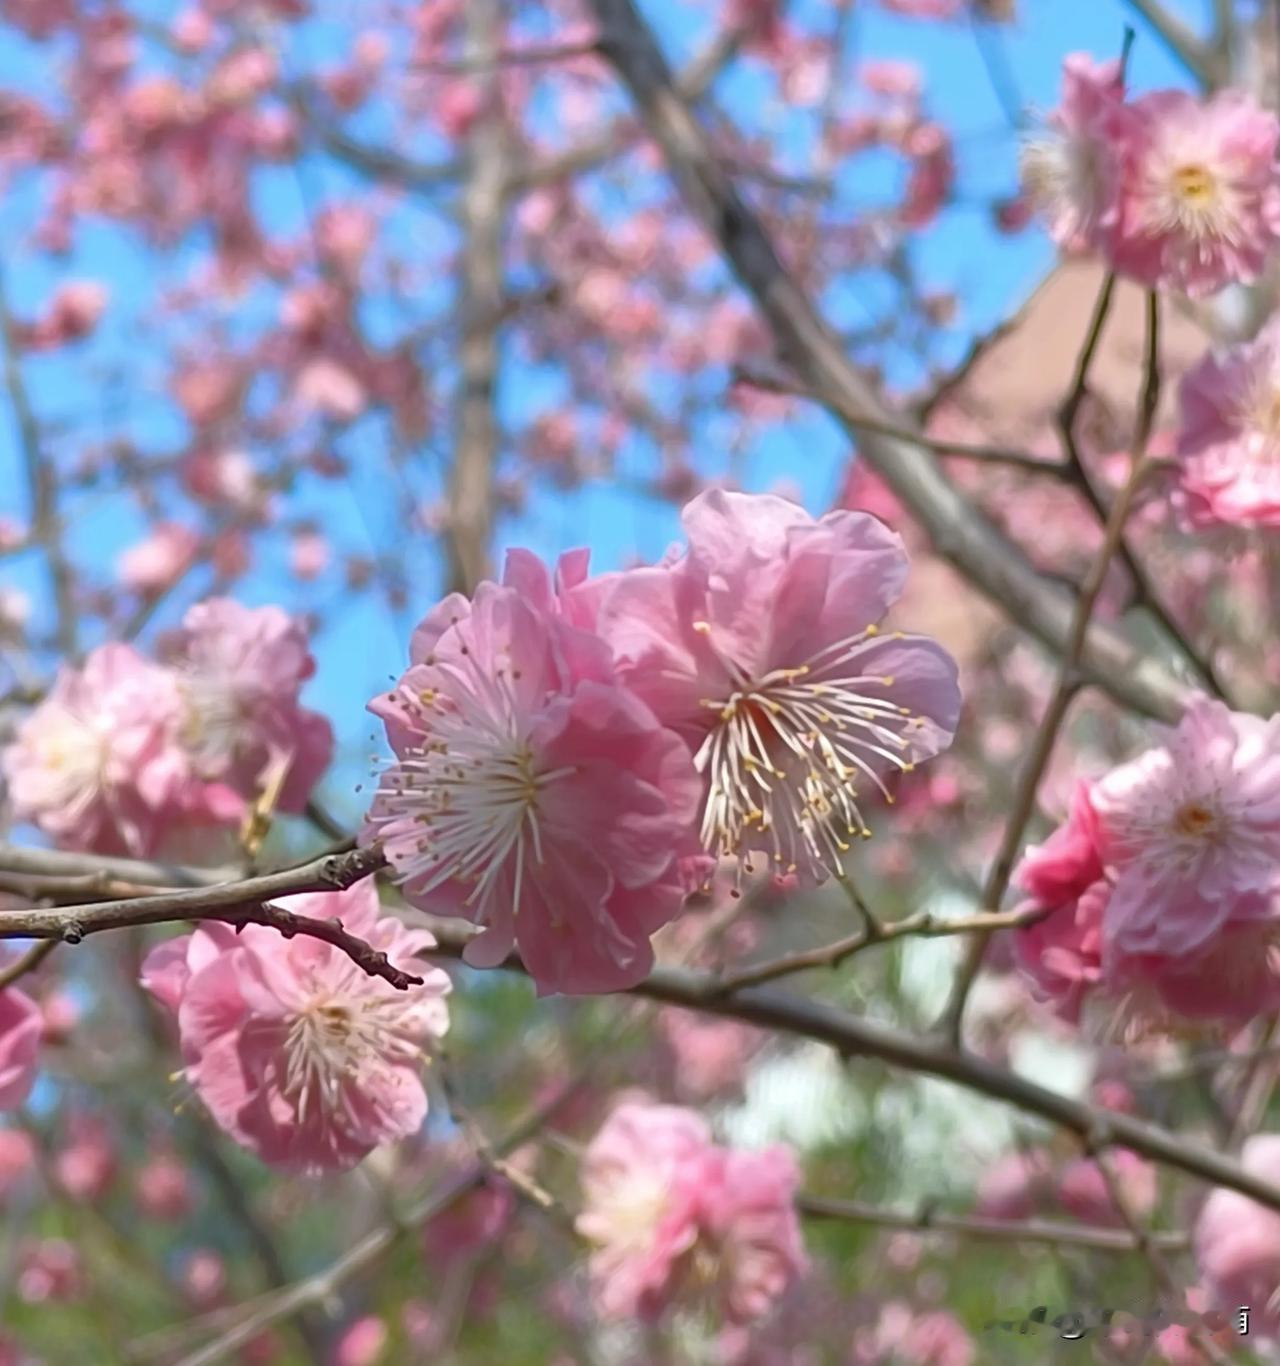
<box><xmin>797</xmin><ymin>1193</ymin><xmax>1190</xmax><ymax>1254</ymax></box>
<box><xmin>445</xmin><ymin>0</ymin><xmax>507</xmax><ymax>593</ymax></box>
<box><xmin>0</xmin><ymin>846</ymin><xmax>419</xmax><ymax>989</ymax></box>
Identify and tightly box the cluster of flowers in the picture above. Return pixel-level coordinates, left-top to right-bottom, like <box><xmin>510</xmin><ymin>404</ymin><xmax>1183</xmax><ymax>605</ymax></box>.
<box><xmin>360</xmin><ymin>488</ymin><xmax>962</xmax><ymax>995</ymax></box>
<box><xmin>2</xmin><ymin>597</ymin><xmax>333</xmax><ymax>858</ymax></box>
<box><xmin>575</xmin><ymin>1098</ymin><xmax>807</xmax><ymax>1326</ymax></box>
<box><xmin>1023</xmin><ymin>54</ymin><xmax>1280</xmax><ymax>298</ymax></box>
<box><xmin>1010</xmin><ymin>698</ymin><xmax>1280</xmax><ymax>1030</ymax></box>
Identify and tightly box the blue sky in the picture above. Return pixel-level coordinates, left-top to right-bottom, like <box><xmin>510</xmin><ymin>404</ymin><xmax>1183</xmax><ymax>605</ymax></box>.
<box><xmin>0</xmin><ymin>0</ymin><xmax>1209</xmax><ymax>825</ymax></box>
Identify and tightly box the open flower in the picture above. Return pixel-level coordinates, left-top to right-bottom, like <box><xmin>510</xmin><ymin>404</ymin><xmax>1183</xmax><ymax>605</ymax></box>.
<box><xmin>1</xmin><ymin>644</ymin><xmax>196</xmax><ymax>856</ymax></box>
<box><xmin>598</xmin><ymin>490</ymin><xmax>961</xmax><ymax>886</ymax></box>
<box><xmin>1110</xmin><ymin>88</ymin><xmax>1280</xmax><ymax>297</ymax></box>
<box><xmin>1091</xmin><ymin>698</ymin><xmax>1280</xmax><ymax>960</ymax></box>
<box><xmin>1009</xmin><ymin>783</ymin><xmax>1108</xmax><ymax>1021</ymax></box>
<box><xmin>576</xmin><ymin>1099</ymin><xmax>806</xmax><ymax>1325</ymax></box>
<box><xmin>158</xmin><ymin>597</ymin><xmax>333</xmax><ymax>813</ymax></box>
<box><xmin>1019</xmin><ymin>53</ymin><xmax>1127</xmax><ymax>251</ymax></box>
<box><xmin>362</xmin><ymin>552</ymin><xmax>702</xmax><ymax>995</ymax></box>
<box><xmin>141</xmin><ymin>878</ymin><xmax>450</xmax><ymax>1173</ymax></box>
<box><xmin>1175</xmin><ymin>319</ymin><xmax>1280</xmax><ymax>529</ymax></box>
<box><xmin>1195</xmin><ymin>1134</ymin><xmax>1280</xmax><ymax>1334</ymax></box>
<box><xmin>0</xmin><ymin>989</ymin><xmax>40</xmax><ymax>1111</ymax></box>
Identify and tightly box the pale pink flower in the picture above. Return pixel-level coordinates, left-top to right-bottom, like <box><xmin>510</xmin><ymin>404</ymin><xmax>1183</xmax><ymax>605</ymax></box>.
<box><xmin>135</xmin><ymin>1145</ymin><xmax>193</xmax><ymax>1220</ymax></box>
<box><xmin>1009</xmin><ymin>783</ymin><xmax>1108</xmax><ymax>1020</ymax></box>
<box><xmin>2</xmin><ymin>644</ymin><xmax>197</xmax><ymax>856</ymax></box>
<box><xmin>1175</xmin><ymin>320</ymin><xmax>1280</xmax><ymax>529</ymax></box>
<box><xmin>598</xmin><ymin>490</ymin><xmax>961</xmax><ymax>887</ymax></box>
<box><xmin>363</xmin><ymin>552</ymin><xmax>702</xmax><ymax>996</ymax></box>
<box><xmin>0</xmin><ymin>1129</ymin><xmax>34</xmax><ymax>1198</ymax></box>
<box><xmin>141</xmin><ymin>878</ymin><xmax>451</xmax><ymax>1173</ymax></box>
<box><xmin>0</xmin><ymin>990</ymin><xmax>40</xmax><ymax>1111</ymax></box>
<box><xmin>53</xmin><ymin>1113</ymin><xmax>116</xmax><ymax>1201</ymax></box>
<box><xmin>289</xmin><ymin>529</ymin><xmax>330</xmax><ymax>581</ymax></box>
<box><xmin>332</xmin><ymin>1316</ymin><xmax>388</xmax><ymax>1366</ymax></box>
<box><xmin>1194</xmin><ymin>1133</ymin><xmax>1280</xmax><ymax>1333</ymax></box>
<box><xmin>158</xmin><ymin>598</ymin><xmax>334</xmax><ymax>814</ymax></box>
<box><xmin>179</xmin><ymin>1250</ymin><xmax>227</xmax><ymax>1308</ymax></box>
<box><xmin>293</xmin><ymin>356</ymin><xmax>367</xmax><ymax>422</ymax></box>
<box><xmin>699</xmin><ymin>1145</ymin><xmax>807</xmax><ymax>1326</ymax></box>
<box><xmin>116</xmin><ymin>522</ymin><xmax>199</xmax><ymax>593</ymax></box>
<box><xmin>1110</xmin><ymin>89</ymin><xmax>1280</xmax><ymax>297</ymax></box>
<box><xmin>577</xmin><ymin>1100</ymin><xmax>805</xmax><ymax>1325</ymax></box>
<box><xmin>575</xmin><ymin>1100</ymin><xmax>715</xmax><ymax>1320</ymax></box>
<box><xmin>868</xmin><ymin>1303</ymin><xmax>976</xmax><ymax>1365</ymax></box>
<box><xmin>974</xmin><ymin>1148</ymin><xmax>1054</xmax><ymax>1221</ymax></box>
<box><xmin>658</xmin><ymin>1008</ymin><xmax>762</xmax><ymax>1100</ymax></box>
<box><xmin>16</xmin><ymin>1239</ymin><xmax>82</xmax><ymax>1304</ymax></box>
<box><xmin>1020</xmin><ymin>54</ymin><xmax>1126</xmax><ymax>251</ymax></box>
<box><xmin>1057</xmin><ymin>1149</ymin><xmax>1156</xmax><ymax>1226</ymax></box>
<box><xmin>1091</xmin><ymin>698</ymin><xmax>1280</xmax><ymax>960</ymax></box>
<box><xmin>20</xmin><ymin>280</ymin><xmax>107</xmax><ymax>349</ymax></box>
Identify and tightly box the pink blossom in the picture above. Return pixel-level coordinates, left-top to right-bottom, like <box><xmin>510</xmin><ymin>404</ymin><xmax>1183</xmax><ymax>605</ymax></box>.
<box><xmin>0</xmin><ymin>1129</ymin><xmax>34</xmax><ymax>1198</ymax></box>
<box><xmin>1020</xmin><ymin>54</ymin><xmax>1126</xmax><ymax>251</ymax></box>
<box><xmin>1</xmin><ymin>644</ymin><xmax>199</xmax><ymax>856</ymax></box>
<box><xmin>54</xmin><ymin>1114</ymin><xmax>116</xmax><ymax>1201</ymax></box>
<box><xmin>597</xmin><ymin>490</ymin><xmax>961</xmax><ymax>887</ymax></box>
<box><xmin>158</xmin><ymin>597</ymin><xmax>334</xmax><ymax>814</ymax></box>
<box><xmin>0</xmin><ymin>991</ymin><xmax>40</xmax><ymax>1111</ymax></box>
<box><xmin>699</xmin><ymin>1145</ymin><xmax>808</xmax><ymax>1325</ymax></box>
<box><xmin>363</xmin><ymin>551</ymin><xmax>702</xmax><ymax>996</ymax></box>
<box><xmin>135</xmin><ymin>1145</ymin><xmax>194</xmax><ymax>1220</ymax></box>
<box><xmin>1009</xmin><ymin>783</ymin><xmax>1108</xmax><ymax>1020</ymax></box>
<box><xmin>1091</xmin><ymin>698</ymin><xmax>1280</xmax><ymax>960</ymax></box>
<box><xmin>1056</xmin><ymin>1149</ymin><xmax>1156</xmax><ymax>1226</ymax></box>
<box><xmin>1175</xmin><ymin>319</ymin><xmax>1280</xmax><ymax>529</ymax></box>
<box><xmin>575</xmin><ymin>1101</ymin><xmax>713</xmax><ymax>1321</ymax></box>
<box><xmin>294</xmin><ymin>356</ymin><xmax>368</xmax><ymax>422</ymax></box>
<box><xmin>973</xmin><ymin>1148</ymin><xmax>1054</xmax><ymax>1221</ymax></box>
<box><xmin>1110</xmin><ymin>89</ymin><xmax>1280</xmax><ymax>297</ymax></box>
<box><xmin>1194</xmin><ymin>1134</ymin><xmax>1280</xmax><ymax>1333</ymax></box>
<box><xmin>289</xmin><ymin>529</ymin><xmax>330</xmax><ymax>581</ymax></box>
<box><xmin>658</xmin><ymin>1008</ymin><xmax>762</xmax><ymax>1100</ymax></box>
<box><xmin>179</xmin><ymin>1249</ymin><xmax>227</xmax><ymax>1308</ymax></box>
<box><xmin>20</xmin><ymin>280</ymin><xmax>107</xmax><ymax>349</ymax></box>
<box><xmin>16</xmin><ymin>1239</ymin><xmax>82</xmax><ymax>1304</ymax></box>
<box><xmin>868</xmin><ymin>1302</ymin><xmax>976</xmax><ymax>1365</ymax></box>
<box><xmin>422</xmin><ymin>1175</ymin><xmax>514</xmax><ymax>1271</ymax></box>
<box><xmin>332</xmin><ymin>1316</ymin><xmax>388</xmax><ymax>1366</ymax></box>
<box><xmin>878</xmin><ymin>0</ymin><xmax>961</xmax><ymax>16</ymax></box>
<box><xmin>577</xmin><ymin>1100</ymin><xmax>805</xmax><ymax>1325</ymax></box>
<box><xmin>141</xmin><ymin>878</ymin><xmax>451</xmax><ymax>1173</ymax></box>
<box><xmin>116</xmin><ymin>522</ymin><xmax>199</xmax><ymax>593</ymax></box>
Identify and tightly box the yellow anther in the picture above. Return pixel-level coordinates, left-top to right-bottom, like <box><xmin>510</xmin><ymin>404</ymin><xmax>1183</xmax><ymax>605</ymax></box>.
<box><xmin>881</xmin><ymin>676</ymin><xmax>895</xmax><ymax>687</ymax></box>
<box><xmin>693</xmin><ymin>620</ymin><xmax>712</xmax><ymax>634</ymax></box>
<box><xmin>864</xmin><ymin>624</ymin><xmax>879</xmax><ymax>636</ymax></box>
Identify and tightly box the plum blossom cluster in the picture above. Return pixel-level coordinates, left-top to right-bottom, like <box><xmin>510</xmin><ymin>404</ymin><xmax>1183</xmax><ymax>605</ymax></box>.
<box><xmin>361</xmin><ymin>489</ymin><xmax>961</xmax><ymax>995</ymax></box>
<box><xmin>575</xmin><ymin>1099</ymin><xmax>807</xmax><ymax>1326</ymax></box>
<box><xmin>2</xmin><ymin>598</ymin><xmax>332</xmax><ymax>858</ymax></box>
<box><xmin>1010</xmin><ymin>698</ymin><xmax>1280</xmax><ymax>1030</ymax></box>
<box><xmin>1172</xmin><ymin>317</ymin><xmax>1280</xmax><ymax>530</ymax></box>
<box><xmin>1022</xmin><ymin>54</ymin><xmax>1280</xmax><ymax>297</ymax></box>
<box><xmin>141</xmin><ymin>878</ymin><xmax>451</xmax><ymax>1173</ymax></box>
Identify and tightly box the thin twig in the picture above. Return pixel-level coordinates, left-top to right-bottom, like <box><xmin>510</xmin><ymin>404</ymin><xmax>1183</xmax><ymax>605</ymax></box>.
<box><xmin>0</xmin><ymin>939</ymin><xmax>55</xmax><ymax>990</ymax></box>
<box><xmin>940</xmin><ymin>290</ymin><xmax>1164</xmax><ymax>1044</ymax></box>
<box><xmin>0</xmin><ymin>847</ymin><xmax>417</xmax><ymax>989</ymax></box>
<box><xmin>797</xmin><ymin>1193</ymin><xmax>1189</xmax><ymax>1253</ymax></box>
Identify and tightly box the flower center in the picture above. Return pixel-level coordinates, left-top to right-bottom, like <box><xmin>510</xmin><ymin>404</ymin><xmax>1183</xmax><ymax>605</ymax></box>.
<box><xmin>36</xmin><ymin>709</ymin><xmax>107</xmax><ymax>800</ymax></box>
<box><xmin>692</xmin><ymin>624</ymin><xmax>927</xmax><ymax>877</ymax></box>
<box><xmin>179</xmin><ymin>670</ymin><xmax>249</xmax><ymax>773</ymax></box>
<box><xmin>1172</xmin><ymin>801</ymin><xmax>1217</xmax><ymax>838</ymax></box>
<box><xmin>282</xmin><ymin>990</ymin><xmax>419</xmax><ymax>1119</ymax></box>
<box><xmin>1171</xmin><ymin>162</ymin><xmax>1216</xmax><ymax>206</ymax></box>
<box><xmin>372</xmin><ymin>672</ymin><xmax>576</xmax><ymax>918</ymax></box>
